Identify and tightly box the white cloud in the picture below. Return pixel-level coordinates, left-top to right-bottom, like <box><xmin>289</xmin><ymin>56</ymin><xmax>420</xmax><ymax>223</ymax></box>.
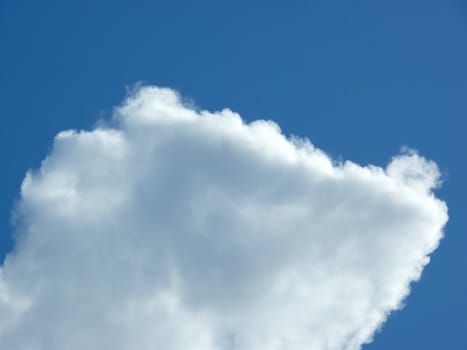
<box><xmin>0</xmin><ymin>86</ymin><xmax>448</xmax><ymax>350</ymax></box>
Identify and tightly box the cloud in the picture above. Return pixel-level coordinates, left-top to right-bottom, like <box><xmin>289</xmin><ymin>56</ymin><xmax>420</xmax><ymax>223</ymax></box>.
<box><xmin>0</xmin><ymin>86</ymin><xmax>447</xmax><ymax>350</ymax></box>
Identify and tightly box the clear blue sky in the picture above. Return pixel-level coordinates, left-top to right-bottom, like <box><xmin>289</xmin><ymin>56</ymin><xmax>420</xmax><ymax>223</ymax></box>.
<box><xmin>1</xmin><ymin>0</ymin><xmax>466</xmax><ymax>348</ymax></box>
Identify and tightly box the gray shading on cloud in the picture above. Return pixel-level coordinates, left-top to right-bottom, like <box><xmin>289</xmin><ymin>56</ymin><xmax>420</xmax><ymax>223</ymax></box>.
<box><xmin>0</xmin><ymin>86</ymin><xmax>448</xmax><ymax>350</ymax></box>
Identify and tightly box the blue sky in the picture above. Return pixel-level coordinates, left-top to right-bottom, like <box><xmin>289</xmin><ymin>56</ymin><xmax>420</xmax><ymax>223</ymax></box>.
<box><xmin>1</xmin><ymin>0</ymin><xmax>466</xmax><ymax>348</ymax></box>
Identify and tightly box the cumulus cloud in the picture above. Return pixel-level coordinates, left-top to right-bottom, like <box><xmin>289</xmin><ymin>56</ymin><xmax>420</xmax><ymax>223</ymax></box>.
<box><xmin>0</xmin><ymin>86</ymin><xmax>447</xmax><ymax>350</ymax></box>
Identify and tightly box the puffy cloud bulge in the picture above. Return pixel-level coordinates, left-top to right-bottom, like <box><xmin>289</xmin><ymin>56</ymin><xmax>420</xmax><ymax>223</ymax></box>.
<box><xmin>0</xmin><ymin>87</ymin><xmax>447</xmax><ymax>350</ymax></box>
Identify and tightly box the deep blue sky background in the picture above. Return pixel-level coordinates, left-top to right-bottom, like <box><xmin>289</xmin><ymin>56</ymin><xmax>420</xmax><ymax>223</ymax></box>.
<box><xmin>1</xmin><ymin>0</ymin><xmax>466</xmax><ymax>348</ymax></box>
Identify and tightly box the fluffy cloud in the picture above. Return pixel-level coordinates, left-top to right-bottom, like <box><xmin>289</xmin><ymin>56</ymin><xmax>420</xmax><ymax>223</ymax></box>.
<box><xmin>0</xmin><ymin>86</ymin><xmax>447</xmax><ymax>350</ymax></box>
